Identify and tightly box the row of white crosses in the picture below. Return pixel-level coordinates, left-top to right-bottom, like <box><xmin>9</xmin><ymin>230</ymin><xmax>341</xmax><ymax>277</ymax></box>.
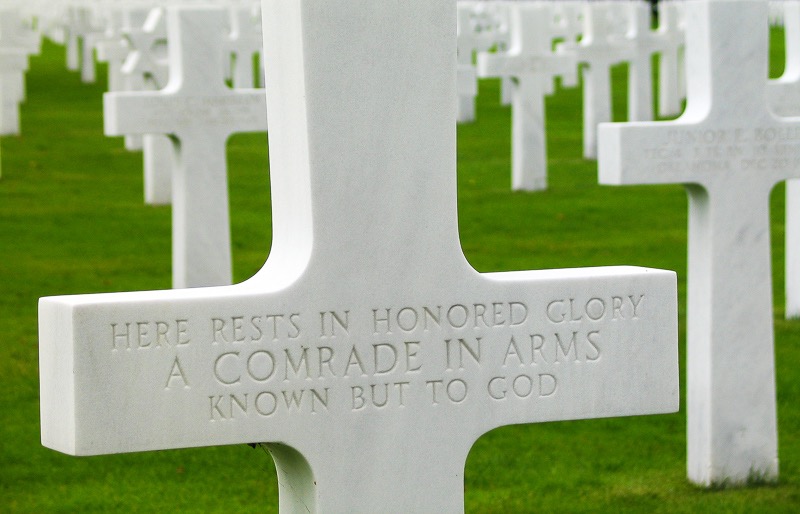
<box><xmin>33</xmin><ymin>1</ymin><xmax>263</xmax><ymax>89</ymax></box>
<box><xmin>101</xmin><ymin>0</ymin><xmax>262</xmax><ymax>211</ymax></box>
<box><xmin>24</xmin><ymin>1</ymin><xmax>267</xmax><ymax>288</ymax></box>
<box><xmin>600</xmin><ymin>0</ymin><xmax>798</xmax><ymax>486</ymax></box>
<box><xmin>31</xmin><ymin>0</ymin><xmax>797</xmax><ymax>501</ymax></box>
<box><xmin>2</xmin><ymin>1</ymin><xmax>264</xmax><ymax>285</ymax></box>
<box><xmin>40</xmin><ymin>2</ymin><xmax>679</xmax><ymax>512</ymax></box>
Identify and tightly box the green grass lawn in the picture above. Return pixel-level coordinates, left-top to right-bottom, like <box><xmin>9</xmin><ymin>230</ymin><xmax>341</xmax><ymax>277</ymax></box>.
<box><xmin>1</xmin><ymin>31</ymin><xmax>800</xmax><ymax>512</ymax></box>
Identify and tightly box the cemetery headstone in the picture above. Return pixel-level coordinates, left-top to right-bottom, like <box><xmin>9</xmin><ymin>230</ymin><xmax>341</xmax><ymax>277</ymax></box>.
<box><xmin>550</xmin><ymin>0</ymin><xmax>583</xmax><ymax>90</ymax></box>
<box><xmin>0</xmin><ymin>49</ymin><xmax>27</xmax><ymax>135</ymax></box>
<box><xmin>477</xmin><ymin>1</ymin><xmax>577</xmax><ymax>191</ymax></box>
<box><xmin>620</xmin><ymin>0</ymin><xmax>662</xmax><ymax>122</ymax></box>
<box><xmin>94</xmin><ymin>6</ymin><xmax>128</xmax><ymax>94</ymax></box>
<box><xmin>599</xmin><ymin>0</ymin><xmax>790</xmax><ymax>486</ymax></box>
<box><xmin>456</xmin><ymin>1</ymin><xmax>503</xmax><ymax>123</ymax></box>
<box><xmin>120</xmin><ymin>6</ymin><xmax>168</xmax><ymax>154</ymax></box>
<box><xmin>119</xmin><ymin>6</ymin><xmax>172</xmax><ymax>204</ymax></box>
<box><xmin>768</xmin><ymin>0</ymin><xmax>800</xmax><ymax>318</ymax></box>
<box><xmin>226</xmin><ymin>3</ymin><xmax>263</xmax><ymax>89</ymax></box>
<box><xmin>656</xmin><ymin>0</ymin><xmax>687</xmax><ymax>118</ymax></box>
<box><xmin>41</xmin><ymin>1</ymin><xmax>679</xmax><ymax>511</ymax></box>
<box><xmin>561</xmin><ymin>1</ymin><xmax>633</xmax><ymax>159</ymax></box>
<box><xmin>0</xmin><ymin>7</ymin><xmax>39</xmax><ymax>135</ymax></box>
<box><xmin>104</xmin><ymin>6</ymin><xmax>267</xmax><ymax>288</ymax></box>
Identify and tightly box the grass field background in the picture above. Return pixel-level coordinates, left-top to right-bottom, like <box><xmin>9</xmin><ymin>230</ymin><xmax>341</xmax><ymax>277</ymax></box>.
<box><xmin>2</xmin><ymin>30</ymin><xmax>800</xmax><ymax>512</ymax></box>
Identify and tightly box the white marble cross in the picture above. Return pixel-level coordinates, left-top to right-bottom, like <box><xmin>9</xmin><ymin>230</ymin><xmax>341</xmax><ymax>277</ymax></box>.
<box><xmin>104</xmin><ymin>6</ymin><xmax>267</xmax><ymax>288</ymax></box>
<box><xmin>0</xmin><ymin>7</ymin><xmax>40</xmax><ymax>56</ymax></box>
<box><xmin>477</xmin><ymin>1</ymin><xmax>577</xmax><ymax>191</ymax></box>
<box><xmin>655</xmin><ymin>0</ymin><xmax>687</xmax><ymax>118</ymax></box>
<box><xmin>563</xmin><ymin>1</ymin><xmax>634</xmax><ymax>159</ymax></box>
<box><xmin>550</xmin><ymin>0</ymin><xmax>584</xmax><ymax>91</ymax></box>
<box><xmin>40</xmin><ymin>1</ymin><xmax>678</xmax><ymax>511</ymax></box>
<box><xmin>622</xmin><ymin>0</ymin><xmax>665</xmax><ymax>122</ymax></box>
<box><xmin>226</xmin><ymin>4</ymin><xmax>262</xmax><ymax>89</ymax></box>
<box><xmin>768</xmin><ymin>0</ymin><xmax>800</xmax><ymax>318</ymax></box>
<box><xmin>66</xmin><ymin>4</ymin><xmax>103</xmax><ymax>84</ymax></box>
<box><xmin>0</xmin><ymin>49</ymin><xmax>26</xmax><ymax>135</ymax></box>
<box><xmin>599</xmin><ymin>0</ymin><xmax>792</xmax><ymax>487</ymax></box>
<box><xmin>119</xmin><ymin>6</ymin><xmax>168</xmax><ymax>155</ymax></box>
<box><xmin>456</xmin><ymin>1</ymin><xmax>503</xmax><ymax>123</ymax></box>
<box><xmin>0</xmin><ymin>7</ymin><xmax>39</xmax><ymax>135</ymax></box>
<box><xmin>93</xmin><ymin>6</ymin><xmax>173</xmax><ymax>206</ymax></box>
<box><xmin>95</xmin><ymin>29</ymin><xmax>128</xmax><ymax>94</ymax></box>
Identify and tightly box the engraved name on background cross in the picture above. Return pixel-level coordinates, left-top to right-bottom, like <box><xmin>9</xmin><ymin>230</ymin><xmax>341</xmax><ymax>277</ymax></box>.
<box><xmin>599</xmin><ymin>0</ymin><xmax>796</xmax><ymax>486</ymax></box>
<box><xmin>41</xmin><ymin>1</ymin><xmax>678</xmax><ymax>512</ymax></box>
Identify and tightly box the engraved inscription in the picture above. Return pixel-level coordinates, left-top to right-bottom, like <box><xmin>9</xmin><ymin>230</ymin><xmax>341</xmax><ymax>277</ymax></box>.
<box><xmin>105</xmin><ymin>294</ymin><xmax>648</xmax><ymax>420</ymax></box>
<box><xmin>643</xmin><ymin>127</ymin><xmax>800</xmax><ymax>175</ymax></box>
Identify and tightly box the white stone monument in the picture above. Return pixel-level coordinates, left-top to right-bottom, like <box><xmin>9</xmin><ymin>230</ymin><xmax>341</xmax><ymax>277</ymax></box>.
<box><xmin>119</xmin><ymin>5</ymin><xmax>168</xmax><ymax>156</ymax></box>
<box><xmin>477</xmin><ymin>1</ymin><xmax>577</xmax><ymax>191</ymax></box>
<box><xmin>41</xmin><ymin>1</ymin><xmax>678</xmax><ymax>511</ymax></box>
<box><xmin>105</xmin><ymin>6</ymin><xmax>267</xmax><ymax>288</ymax></box>
<box><xmin>599</xmin><ymin>0</ymin><xmax>791</xmax><ymax>487</ymax></box>
<box><xmin>656</xmin><ymin>0</ymin><xmax>687</xmax><ymax>118</ymax></box>
<box><xmin>547</xmin><ymin>0</ymin><xmax>582</xmax><ymax>92</ymax></box>
<box><xmin>621</xmin><ymin>0</ymin><xmax>668</xmax><ymax>122</ymax></box>
<box><xmin>561</xmin><ymin>1</ymin><xmax>633</xmax><ymax>159</ymax></box>
<box><xmin>456</xmin><ymin>1</ymin><xmax>504</xmax><ymax>123</ymax></box>
<box><xmin>226</xmin><ymin>3</ymin><xmax>262</xmax><ymax>89</ymax></box>
<box><xmin>0</xmin><ymin>7</ymin><xmax>39</xmax><ymax>135</ymax></box>
<box><xmin>119</xmin><ymin>6</ymin><xmax>174</xmax><ymax>206</ymax></box>
<box><xmin>767</xmin><ymin>0</ymin><xmax>800</xmax><ymax>318</ymax></box>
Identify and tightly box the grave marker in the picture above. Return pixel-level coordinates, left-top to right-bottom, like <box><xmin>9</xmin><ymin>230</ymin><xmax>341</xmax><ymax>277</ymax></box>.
<box><xmin>0</xmin><ymin>7</ymin><xmax>38</xmax><ymax>136</ymax></box>
<box><xmin>655</xmin><ymin>0</ymin><xmax>687</xmax><ymax>118</ymax></box>
<box><xmin>226</xmin><ymin>4</ymin><xmax>262</xmax><ymax>89</ymax></box>
<box><xmin>119</xmin><ymin>6</ymin><xmax>168</xmax><ymax>154</ymax></box>
<box><xmin>621</xmin><ymin>0</ymin><xmax>666</xmax><ymax>122</ymax></box>
<box><xmin>41</xmin><ymin>1</ymin><xmax>678</xmax><ymax>511</ymax></box>
<box><xmin>768</xmin><ymin>0</ymin><xmax>800</xmax><ymax>318</ymax></box>
<box><xmin>0</xmin><ymin>49</ymin><xmax>28</xmax><ymax>135</ymax></box>
<box><xmin>599</xmin><ymin>0</ymin><xmax>790</xmax><ymax>486</ymax></box>
<box><xmin>118</xmin><ymin>6</ymin><xmax>173</xmax><ymax>204</ymax></box>
<box><xmin>477</xmin><ymin>2</ymin><xmax>577</xmax><ymax>191</ymax></box>
<box><xmin>561</xmin><ymin>1</ymin><xmax>633</xmax><ymax>159</ymax></box>
<box><xmin>456</xmin><ymin>1</ymin><xmax>503</xmax><ymax>123</ymax></box>
<box><xmin>104</xmin><ymin>6</ymin><xmax>267</xmax><ymax>288</ymax></box>
<box><xmin>550</xmin><ymin>0</ymin><xmax>583</xmax><ymax>90</ymax></box>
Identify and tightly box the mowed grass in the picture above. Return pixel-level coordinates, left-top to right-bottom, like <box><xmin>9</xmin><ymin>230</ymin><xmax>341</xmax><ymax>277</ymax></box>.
<box><xmin>1</xmin><ymin>29</ymin><xmax>799</xmax><ymax>512</ymax></box>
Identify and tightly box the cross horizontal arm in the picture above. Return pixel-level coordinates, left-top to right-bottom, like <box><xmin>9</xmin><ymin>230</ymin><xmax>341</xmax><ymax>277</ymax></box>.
<box><xmin>40</xmin><ymin>265</ymin><xmax>677</xmax><ymax>456</ymax></box>
<box><xmin>477</xmin><ymin>53</ymin><xmax>575</xmax><ymax>80</ymax></box>
<box><xmin>104</xmin><ymin>90</ymin><xmax>267</xmax><ymax>137</ymax></box>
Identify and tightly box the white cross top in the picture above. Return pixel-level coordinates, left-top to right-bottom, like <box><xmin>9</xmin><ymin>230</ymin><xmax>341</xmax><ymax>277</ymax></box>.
<box><xmin>456</xmin><ymin>1</ymin><xmax>503</xmax><ymax>123</ymax></box>
<box><xmin>104</xmin><ymin>6</ymin><xmax>267</xmax><ymax>289</ymax></box>
<box><xmin>622</xmin><ymin>1</ymin><xmax>667</xmax><ymax>122</ymax></box>
<box><xmin>768</xmin><ymin>0</ymin><xmax>800</xmax><ymax>319</ymax></box>
<box><xmin>566</xmin><ymin>1</ymin><xmax>635</xmax><ymax>159</ymax></box>
<box><xmin>599</xmin><ymin>0</ymin><xmax>790</xmax><ymax>486</ymax></box>
<box><xmin>655</xmin><ymin>0</ymin><xmax>687</xmax><ymax>118</ymax></box>
<box><xmin>478</xmin><ymin>2</ymin><xmax>577</xmax><ymax>191</ymax></box>
<box><xmin>226</xmin><ymin>4</ymin><xmax>262</xmax><ymax>89</ymax></box>
<box><xmin>41</xmin><ymin>1</ymin><xmax>678</xmax><ymax>511</ymax></box>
